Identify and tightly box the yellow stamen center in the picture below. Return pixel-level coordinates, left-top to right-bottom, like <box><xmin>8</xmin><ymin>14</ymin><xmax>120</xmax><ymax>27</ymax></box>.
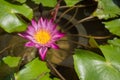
<box><xmin>34</xmin><ymin>30</ymin><xmax>51</xmax><ymax>44</ymax></box>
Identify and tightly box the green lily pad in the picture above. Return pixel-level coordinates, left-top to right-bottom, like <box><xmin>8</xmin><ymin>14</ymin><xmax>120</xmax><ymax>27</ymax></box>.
<box><xmin>32</xmin><ymin>0</ymin><xmax>57</xmax><ymax>7</ymax></box>
<box><xmin>74</xmin><ymin>49</ymin><xmax>120</xmax><ymax>80</ymax></box>
<box><xmin>15</xmin><ymin>58</ymin><xmax>50</xmax><ymax>80</ymax></box>
<box><xmin>3</xmin><ymin>56</ymin><xmax>21</xmax><ymax>67</ymax></box>
<box><xmin>100</xmin><ymin>45</ymin><xmax>120</xmax><ymax>70</ymax></box>
<box><xmin>15</xmin><ymin>0</ymin><xmax>27</xmax><ymax>3</ymax></box>
<box><xmin>93</xmin><ymin>0</ymin><xmax>120</xmax><ymax>19</ymax></box>
<box><xmin>108</xmin><ymin>38</ymin><xmax>120</xmax><ymax>47</ymax></box>
<box><xmin>0</xmin><ymin>0</ymin><xmax>33</xmax><ymax>33</ymax></box>
<box><xmin>104</xmin><ymin>19</ymin><xmax>120</xmax><ymax>36</ymax></box>
<box><xmin>64</xmin><ymin>0</ymin><xmax>82</xmax><ymax>6</ymax></box>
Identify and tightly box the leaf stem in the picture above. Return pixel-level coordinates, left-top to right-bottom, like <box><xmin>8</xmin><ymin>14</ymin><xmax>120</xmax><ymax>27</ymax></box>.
<box><xmin>46</xmin><ymin>60</ymin><xmax>66</xmax><ymax>80</ymax></box>
<box><xmin>0</xmin><ymin>45</ymin><xmax>11</xmax><ymax>54</ymax></box>
<box><xmin>68</xmin><ymin>34</ymin><xmax>111</xmax><ymax>39</ymax></box>
<box><xmin>64</xmin><ymin>16</ymin><xmax>94</xmax><ymax>31</ymax></box>
<box><xmin>51</xmin><ymin>0</ymin><xmax>62</xmax><ymax>21</ymax></box>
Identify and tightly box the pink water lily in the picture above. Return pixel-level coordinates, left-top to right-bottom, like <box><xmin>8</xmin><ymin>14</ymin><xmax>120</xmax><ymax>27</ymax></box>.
<box><xmin>19</xmin><ymin>18</ymin><xmax>65</xmax><ymax>60</ymax></box>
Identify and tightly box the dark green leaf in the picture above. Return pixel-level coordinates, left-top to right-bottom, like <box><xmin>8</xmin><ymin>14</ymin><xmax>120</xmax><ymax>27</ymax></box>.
<box><xmin>0</xmin><ymin>0</ymin><xmax>33</xmax><ymax>33</ymax></box>
<box><xmin>3</xmin><ymin>56</ymin><xmax>21</xmax><ymax>67</ymax></box>
<box><xmin>15</xmin><ymin>58</ymin><xmax>50</xmax><ymax>80</ymax></box>
<box><xmin>93</xmin><ymin>0</ymin><xmax>120</xmax><ymax>19</ymax></box>
<box><xmin>0</xmin><ymin>60</ymin><xmax>13</xmax><ymax>79</ymax></box>
<box><xmin>32</xmin><ymin>0</ymin><xmax>57</xmax><ymax>7</ymax></box>
<box><xmin>74</xmin><ymin>49</ymin><xmax>120</xmax><ymax>80</ymax></box>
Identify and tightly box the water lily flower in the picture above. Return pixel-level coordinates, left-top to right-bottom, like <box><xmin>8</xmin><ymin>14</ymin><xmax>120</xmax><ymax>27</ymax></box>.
<box><xmin>18</xmin><ymin>18</ymin><xmax>65</xmax><ymax>60</ymax></box>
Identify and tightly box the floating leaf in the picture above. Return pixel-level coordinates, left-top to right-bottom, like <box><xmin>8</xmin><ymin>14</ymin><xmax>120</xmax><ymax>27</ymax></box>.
<box><xmin>53</xmin><ymin>77</ymin><xmax>60</xmax><ymax>80</ymax></box>
<box><xmin>37</xmin><ymin>73</ymin><xmax>51</xmax><ymax>80</ymax></box>
<box><xmin>108</xmin><ymin>38</ymin><xmax>120</xmax><ymax>47</ymax></box>
<box><xmin>100</xmin><ymin>45</ymin><xmax>120</xmax><ymax>70</ymax></box>
<box><xmin>15</xmin><ymin>58</ymin><xmax>50</xmax><ymax>80</ymax></box>
<box><xmin>93</xmin><ymin>0</ymin><xmax>120</xmax><ymax>19</ymax></box>
<box><xmin>32</xmin><ymin>0</ymin><xmax>57</xmax><ymax>7</ymax></box>
<box><xmin>104</xmin><ymin>19</ymin><xmax>120</xmax><ymax>36</ymax></box>
<box><xmin>74</xmin><ymin>49</ymin><xmax>120</xmax><ymax>80</ymax></box>
<box><xmin>3</xmin><ymin>56</ymin><xmax>21</xmax><ymax>67</ymax></box>
<box><xmin>0</xmin><ymin>0</ymin><xmax>33</xmax><ymax>33</ymax></box>
<box><xmin>64</xmin><ymin>0</ymin><xmax>82</xmax><ymax>6</ymax></box>
<box><xmin>15</xmin><ymin>0</ymin><xmax>26</xmax><ymax>3</ymax></box>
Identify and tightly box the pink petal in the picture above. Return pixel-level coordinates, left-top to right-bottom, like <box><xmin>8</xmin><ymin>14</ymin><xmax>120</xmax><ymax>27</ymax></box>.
<box><xmin>24</xmin><ymin>35</ymin><xmax>35</xmax><ymax>42</ymax></box>
<box><xmin>38</xmin><ymin>18</ymin><xmax>45</xmax><ymax>29</ymax></box>
<box><xmin>51</xmin><ymin>43</ymin><xmax>59</xmax><ymax>49</ymax></box>
<box><xmin>38</xmin><ymin>18</ymin><xmax>42</xmax><ymax>28</ymax></box>
<box><xmin>19</xmin><ymin>33</ymin><xmax>36</xmax><ymax>43</ymax></box>
<box><xmin>48</xmin><ymin>24</ymin><xmax>57</xmax><ymax>32</ymax></box>
<box><xmin>49</xmin><ymin>19</ymin><xmax>54</xmax><ymax>23</ymax></box>
<box><xmin>18</xmin><ymin>33</ymin><xmax>26</xmax><ymax>38</ymax></box>
<box><xmin>25</xmin><ymin>41</ymin><xmax>35</xmax><ymax>47</ymax></box>
<box><xmin>34</xmin><ymin>44</ymin><xmax>41</xmax><ymax>48</ymax></box>
<box><xmin>48</xmin><ymin>19</ymin><xmax>56</xmax><ymax>30</ymax></box>
<box><xmin>18</xmin><ymin>33</ymin><xmax>32</xmax><ymax>39</ymax></box>
<box><xmin>53</xmin><ymin>33</ymin><xmax>65</xmax><ymax>40</ymax></box>
<box><xmin>39</xmin><ymin>47</ymin><xmax>48</xmax><ymax>60</ymax></box>
<box><xmin>31</xmin><ymin>19</ymin><xmax>38</xmax><ymax>31</ymax></box>
<box><xmin>47</xmin><ymin>19</ymin><xmax>53</xmax><ymax>27</ymax></box>
<box><xmin>26</xmin><ymin>25</ymin><xmax>35</xmax><ymax>36</ymax></box>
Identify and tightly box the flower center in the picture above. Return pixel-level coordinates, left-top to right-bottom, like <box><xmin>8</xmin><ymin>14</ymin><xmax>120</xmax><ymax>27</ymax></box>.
<box><xmin>34</xmin><ymin>30</ymin><xmax>51</xmax><ymax>44</ymax></box>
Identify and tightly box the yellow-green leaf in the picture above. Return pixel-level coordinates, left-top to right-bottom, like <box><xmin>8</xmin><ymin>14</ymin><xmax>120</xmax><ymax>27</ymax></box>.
<box><xmin>15</xmin><ymin>58</ymin><xmax>50</xmax><ymax>80</ymax></box>
<box><xmin>3</xmin><ymin>56</ymin><xmax>21</xmax><ymax>67</ymax></box>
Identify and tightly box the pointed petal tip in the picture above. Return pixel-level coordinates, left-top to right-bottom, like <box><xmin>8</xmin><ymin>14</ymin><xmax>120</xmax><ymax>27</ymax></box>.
<box><xmin>25</xmin><ymin>41</ymin><xmax>35</xmax><ymax>47</ymax></box>
<box><xmin>31</xmin><ymin>19</ymin><xmax>38</xmax><ymax>30</ymax></box>
<box><xmin>39</xmin><ymin>17</ymin><xmax>44</xmax><ymax>22</ymax></box>
<box><xmin>60</xmin><ymin>33</ymin><xmax>65</xmax><ymax>37</ymax></box>
<box><xmin>49</xmin><ymin>18</ymin><xmax>54</xmax><ymax>22</ymax></box>
<box><xmin>51</xmin><ymin>43</ymin><xmax>59</xmax><ymax>49</ymax></box>
<box><xmin>39</xmin><ymin>47</ymin><xmax>48</xmax><ymax>61</ymax></box>
<box><xmin>53</xmin><ymin>32</ymin><xmax>65</xmax><ymax>40</ymax></box>
<box><xmin>31</xmin><ymin>19</ymin><xmax>36</xmax><ymax>23</ymax></box>
<box><xmin>18</xmin><ymin>33</ymin><xmax>23</xmax><ymax>37</ymax></box>
<box><xmin>18</xmin><ymin>33</ymin><xmax>27</xmax><ymax>38</ymax></box>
